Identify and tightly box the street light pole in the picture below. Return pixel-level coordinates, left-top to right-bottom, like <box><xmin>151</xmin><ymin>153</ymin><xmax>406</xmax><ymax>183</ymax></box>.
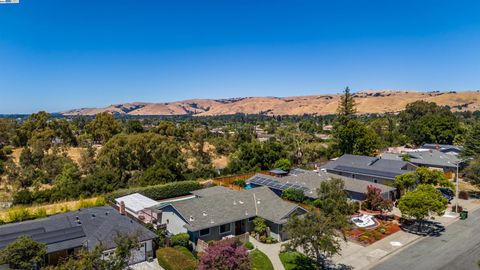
<box><xmin>455</xmin><ymin>162</ymin><xmax>459</xmax><ymax>213</ymax></box>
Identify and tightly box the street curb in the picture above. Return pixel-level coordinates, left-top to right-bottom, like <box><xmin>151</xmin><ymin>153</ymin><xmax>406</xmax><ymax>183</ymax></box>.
<box><xmin>364</xmin><ymin>202</ymin><xmax>480</xmax><ymax>270</ymax></box>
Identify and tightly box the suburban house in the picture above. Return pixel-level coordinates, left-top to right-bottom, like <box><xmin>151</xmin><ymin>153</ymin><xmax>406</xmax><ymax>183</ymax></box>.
<box><xmin>246</xmin><ymin>169</ymin><xmax>397</xmax><ymax>201</ymax></box>
<box><xmin>381</xmin><ymin>149</ymin><xmax>461</xmax><ymax>173</ymax></box>
<box><xmin>422</xmin><ymin>143</ymin><xmax>463</xmax><ymax>155</ymax></box>
<box><xmin>115</xmin><ymin>192</ymin><xmax>159</xmax><ymax>223</ymax></box>
<box><xmin>0</xmin><ymin>206</ymin><xmax>157</xmax><ymax>266</ymax></box>
<box><xmin>148</xmin><ymin>186</ymin><xmax>307</xmax><ymax>250</ymax></box>
<box><xmin>322</xmin><ymin>154</ymin><xmax>416</xmax><ymax>185</ymax></box>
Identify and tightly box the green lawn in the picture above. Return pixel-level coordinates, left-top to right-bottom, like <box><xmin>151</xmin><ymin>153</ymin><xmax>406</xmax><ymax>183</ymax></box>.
<box><xmin>279</xmin><ymin>251</ymin><xmax>316</xmax><ymax>270</ymax></box>
<box><xmin>250</xmin><ymin>249</ymin><xmax>274</xmax><ymax>270</ymax></box>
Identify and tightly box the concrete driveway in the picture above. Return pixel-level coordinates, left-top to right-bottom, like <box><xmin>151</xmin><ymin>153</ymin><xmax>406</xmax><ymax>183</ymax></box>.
<box><xmin>130</xmin><ymin>259</ymin><xmax>163</xmax><ymax>270</ymax></box>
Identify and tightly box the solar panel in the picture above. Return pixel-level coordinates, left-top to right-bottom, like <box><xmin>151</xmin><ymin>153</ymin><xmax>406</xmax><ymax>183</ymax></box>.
<box><xmin>272</xmin><ymin>183</ymin><xmax>283</xmax><ymax>189</ymax></box>
<box><xmin>283</xmin><ymin>183</ymin><xmax>294</xmax><ymax>189</ymax></box>
<box><xmin>263</xmin><ymin>179</ymin><xmax>273</xmax><ymax>185</ymax></box>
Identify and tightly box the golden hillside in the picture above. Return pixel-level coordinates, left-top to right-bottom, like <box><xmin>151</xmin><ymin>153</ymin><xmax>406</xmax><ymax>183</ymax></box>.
<box><xmin>62</xmin><ymin>90</ymin><xmax>480</xmax><ymax>116</ymax></box>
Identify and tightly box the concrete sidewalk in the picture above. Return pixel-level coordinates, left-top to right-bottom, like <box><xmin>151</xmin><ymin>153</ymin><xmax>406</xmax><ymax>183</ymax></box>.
<box><xmin>333</xmin><ymin>198</ymin><xmax>480</xmax><ymax>270</ymax></box>
<box><xmin>249</xmin><ymin>236</ymin><xmax>285</xmax><ymax>270</ymax></box>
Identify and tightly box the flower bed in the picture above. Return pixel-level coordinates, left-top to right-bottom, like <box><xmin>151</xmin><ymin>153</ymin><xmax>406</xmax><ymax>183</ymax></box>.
<box><xmin>345</xmin><ymin>215</ymin><xmax>401</xmax><ymax>245</ymax></box>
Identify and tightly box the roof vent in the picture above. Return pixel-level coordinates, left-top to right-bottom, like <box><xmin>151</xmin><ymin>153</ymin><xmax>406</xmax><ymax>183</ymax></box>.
<box><xmin>75</xmin><ymin>216</ymin><xmax>79</xmax><ymax>220</ymax></box>
<box><xmin>105</xmin><ymin>212</ymin><xmax>109</xmax><ymax>216</ymax></box>
<box><xmin>239</xmin><ymin>200</ymin><xmax>244</xmax><ymax>204</ymax></box>
<box><xmin>210</xmin><ymin>219</ymin><xmax>215</xmax><ymax>224</ymax></box>
<box><xmin>257</xmin><ymin>200</ymin><xmax>261</xmax><ymax>204</ymax></box>
<box><xmin>190</xmin><ymin>216</ymin><xmax>194</xmax><ymax>221</ymax></box>
<box><xmin>233</xmin><ymin>201</ymin><xmax>237</xmax><ymax>205</ymax></box>
<box><xmin>245</xmin><ymin>210</ymin><xmax>249</xmax><ymax>216</ymax></box>
<box><xmin>91</xmin><ymin>214</ymin><xmax>96</xmax><ymax>218</ymax></box>
<box><xmin>202</xmin><ymin>211</ymin><xmax>207</xmax><ymax>216</ymax></box>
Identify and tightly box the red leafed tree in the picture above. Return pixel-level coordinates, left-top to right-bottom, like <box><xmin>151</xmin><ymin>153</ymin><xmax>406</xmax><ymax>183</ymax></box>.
<box><xmin>365</xmin><ymin>185</ymin><xmax>394</xmax><ymax>216</ymax></box>
<box><xmin>365</xmin><ymin>185</ymin><xmax>384</xmax><ymax>211</ymax></box>
<box><xmin>199</xmin><ymin>238</ymin><xmax>250</xmax><ymax>270</ymax></box>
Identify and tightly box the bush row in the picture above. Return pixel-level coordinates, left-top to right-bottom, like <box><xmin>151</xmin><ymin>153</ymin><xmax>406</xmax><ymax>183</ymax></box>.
<box><xmin>0</xmin><ymin>197</ymin><xmax>106</xmax><ymax>224</ymax></box>
<box><xmin>106</xmin><ymin>181</ymin><xmax>202</xmax><ymax>202</ymax></box>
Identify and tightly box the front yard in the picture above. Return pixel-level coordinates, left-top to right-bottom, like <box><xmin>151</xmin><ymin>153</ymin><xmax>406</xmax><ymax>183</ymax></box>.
<box><xmin>345</xmin><ymin>214</ymin><xmax>401</xmax><ymax>245</ymax></box>
<box><xmin>250</xmin><ymin>249</ymin><xmax>274</xmax><ymax>270</ymax></box>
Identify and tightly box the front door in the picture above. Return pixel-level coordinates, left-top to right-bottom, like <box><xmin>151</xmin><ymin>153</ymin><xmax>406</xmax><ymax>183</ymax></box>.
<box><xmin>235</xmin><ymin>220</ymin><xmax>244</xmax><ymax>235</ymax></box>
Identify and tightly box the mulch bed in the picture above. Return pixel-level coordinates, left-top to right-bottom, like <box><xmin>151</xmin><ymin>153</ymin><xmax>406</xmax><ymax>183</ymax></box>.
<box><xmin>345</xmin><ymin>214</ymin><xmax>401</xmax><ymax>246</ymax></box>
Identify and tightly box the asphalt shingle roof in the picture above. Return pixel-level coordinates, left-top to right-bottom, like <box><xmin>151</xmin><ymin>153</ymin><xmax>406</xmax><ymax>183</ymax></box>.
<box><xmin>246</xmin><ymin>171</ymin><xmax>396</xmax><ymax>199</ymax></box>
<box><xmin>190</xmin><ymin>186</ymin><xmax>236</xmax><ymax>197</ymax></box>
<box><xmin>0</xmin><ymin>206</ymin><xmax>157</xmax><ymax>253</ymax></box>
<box><xmin>382</xmin><ymin>150</ymin><xmax>460</xmax><ymax>169</ymax></box>
<box><xmin>155</xmin><ymin>186</ymin><xmax>302</xmax><ymax>231</ymax></box>
<box><xmin>322</xmin><ymin>154</ymin><xmax>412</xmax><ymax>179</ymax></box>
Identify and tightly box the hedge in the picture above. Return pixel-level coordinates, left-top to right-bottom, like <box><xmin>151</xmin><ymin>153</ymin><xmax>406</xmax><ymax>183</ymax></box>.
<box><xmin>156</xmin><ymin>247</ymin><xmax>197</xmax><ymax>270</ymax></box>
<box><xmin>106</xmin><ymin>181</ymin><xmax>202</xmax><ymax>201</ymax></box>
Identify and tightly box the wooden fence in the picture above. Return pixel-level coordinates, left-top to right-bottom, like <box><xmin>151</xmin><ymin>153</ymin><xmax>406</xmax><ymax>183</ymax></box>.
<box><xmin>211</xmin><ymin>171</ymin><xmax>272</xmax><ymax>190</ymax></box>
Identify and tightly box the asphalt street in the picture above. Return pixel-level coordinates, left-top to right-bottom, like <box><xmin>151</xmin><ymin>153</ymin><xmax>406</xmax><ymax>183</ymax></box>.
<box><xmin>371</xmin><ymin>207</ymin><xmax>480</xmax><ymax>270</ymax></box>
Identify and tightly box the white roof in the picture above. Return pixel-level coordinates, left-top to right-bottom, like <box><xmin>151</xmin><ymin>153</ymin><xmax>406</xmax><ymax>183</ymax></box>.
<box><xmin>114</xmin><ymin>193</ymin><xmax>158</xmax><ymax>213</ymax></box>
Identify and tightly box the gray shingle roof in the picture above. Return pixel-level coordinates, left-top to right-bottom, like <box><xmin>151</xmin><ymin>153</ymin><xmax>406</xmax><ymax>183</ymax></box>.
<box><xmin>422</xmin><ymin>144</ymin><xmax>463</xmax><ymax>153</ymax></box>
<box><xmin>382</xmin><ymin>150</ymin><xmax>460</xmax><ymax>169</ymax></box>
<box><xmin>0</xmin><ymin>206</ymin><xmax>157</xmax><ymax>253</ymax></box>
<box><xmin>190</xmin><ymin>186</ymin><xmax>236</xmax><ymax>197</ymax></box>
<box><xmin>322</xmin><ymin>154</ymin><xmax>412</xmax><ymax>179</ymax></box>
<box><xmin>156</xmin><ymin>186</ymin><xmax>303</xmax><ymax>231</ymax></box>
<box><xmin>246</xmin><ymin>171</ymin><xmax>396</xmax><ymax>199</ymax></box>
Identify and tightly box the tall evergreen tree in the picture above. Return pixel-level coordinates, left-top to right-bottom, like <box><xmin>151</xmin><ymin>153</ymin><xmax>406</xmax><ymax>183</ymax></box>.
<box><xmin>462</xmin><ymin>120</ymin><xmax>480</xmax><ymax>158</ymax></box>
<box><xmin>336</xmin><ymin>86</ymin><xmax>356</xmax><ymax>122</ymax></box>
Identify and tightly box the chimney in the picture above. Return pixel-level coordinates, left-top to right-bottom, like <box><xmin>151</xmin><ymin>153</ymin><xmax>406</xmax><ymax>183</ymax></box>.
<box><xmin>120</xmin><ymin>201</ymin><xmax>126</xmax><ymax>215</ymax></box>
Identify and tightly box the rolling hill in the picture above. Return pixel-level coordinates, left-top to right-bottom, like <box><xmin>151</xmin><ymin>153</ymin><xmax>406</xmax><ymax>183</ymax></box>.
<box><xmin>62</xmin><ymin>90</ymin><xmax>480</xmax><ymax>116</ymax></box>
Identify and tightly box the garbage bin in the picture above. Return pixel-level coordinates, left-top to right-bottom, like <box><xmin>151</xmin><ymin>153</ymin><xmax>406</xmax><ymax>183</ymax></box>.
<box><xmin>460</xmin><ymin>210</ymin><xmax>468</xmax><ymax>220</ymax></box>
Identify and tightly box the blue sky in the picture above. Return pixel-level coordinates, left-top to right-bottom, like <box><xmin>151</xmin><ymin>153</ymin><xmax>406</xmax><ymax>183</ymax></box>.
<box><xmin>1</xmin><ymin>1</ymin><xmax>480</xmax><ymax>113</ymax></box>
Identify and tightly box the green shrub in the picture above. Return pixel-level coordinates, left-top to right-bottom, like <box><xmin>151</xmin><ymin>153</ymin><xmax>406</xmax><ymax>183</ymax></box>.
<box><xmin>232</xmin><ymin>179</ymin><xmax>246</xmax><ymax>188</ymax></box>
<box><xmin>174</xmin><ymin>246</ymin><xmax>196</xmax><ymax>260</ymax></box>
<box><xmin>7</xmin><ymin>207</ymin><xmax>32</xmax><ymax>222</ymax></box>
<box><xmin>244</xmin><ymin>241</ymin><xmax>254</xmax><ymax>250</ymax></box>
<box><xmin>107</xmin><ymin>181</ymin><xmax>202</xmax><ymax>202</ymax></box>
<box><xmin>156</xmin><ymin>247</ymin><xmax>197</xmax><ymax>270</ymax></box>
<box><xmin>281</xmin><ymin>188</ymin><xmax>305</xmax><ymax>203</ymax></box>
<box><xmin>171</xmin><ymin>233</ymin><xmax>190</xmax><ymax>249</ymax></box>
<box><xmin>34</xmin><ymin>208</ymin><xmax>47</xmax><ymax>218</ymax></box>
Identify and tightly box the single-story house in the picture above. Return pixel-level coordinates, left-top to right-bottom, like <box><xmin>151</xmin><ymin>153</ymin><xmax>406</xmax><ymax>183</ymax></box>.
<box><xmin>321</xmin><ymin>154</ymin><xmax>416</xmax><ymax>185</ymax></box>
<box><xmin>381</xmin><ymin>149</ymin><xmax>462</xmax><ymax>173</ymax></box>
<box><xmin>0</xmin><ymin>206</ymin><xmax>157</xmax><ymax>267</ymax></box>
<box><xmin>422</xmin><ymin>144</ymin><xmax>463</xmax><ymax>155</ymax></box>
<box><xmin>115</xmin><ymin>193</ymin><xmax>160</xmax><ymax>223</ymax></box>
<box><xmin>148</xmin><ymin>186</ymin><xmax>307</xmax><ymax>250</ymax></box>
<box><xmin>246</xmin><ymin>170</ymin><xmax>397</xmax><ymax>201</ymax></box>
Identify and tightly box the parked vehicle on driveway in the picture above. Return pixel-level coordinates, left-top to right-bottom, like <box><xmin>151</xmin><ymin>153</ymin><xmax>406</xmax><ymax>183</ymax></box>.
<box><xmin>437</xmin><ymin>188</ymin><xmax>454</xmax><ymax>203</ymax></box>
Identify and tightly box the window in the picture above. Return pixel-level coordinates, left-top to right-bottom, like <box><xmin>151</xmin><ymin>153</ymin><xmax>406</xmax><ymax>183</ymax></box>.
<box><xmin>219</xmin><ymin>223</ymin><xmax>231</xmax><ymax>234</ymax></box>
<box><xmin>199</xmin><ymin>228</ymin><xmax>210</xmax><ymax>236</ymax></box>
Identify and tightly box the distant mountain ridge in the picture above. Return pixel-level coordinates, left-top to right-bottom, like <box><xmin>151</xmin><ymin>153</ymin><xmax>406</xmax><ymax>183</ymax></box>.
<box><xmin>62</xmin><ymin>90</ymin><xmax>480</xmax><ymax>116</ymax></box>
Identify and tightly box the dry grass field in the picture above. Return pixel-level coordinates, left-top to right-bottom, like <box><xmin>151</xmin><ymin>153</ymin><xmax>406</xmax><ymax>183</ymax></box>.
<box><xmin>62</xmin><ymin>90</ymin><xmax>480</xmax><ymax>116</ymax></box>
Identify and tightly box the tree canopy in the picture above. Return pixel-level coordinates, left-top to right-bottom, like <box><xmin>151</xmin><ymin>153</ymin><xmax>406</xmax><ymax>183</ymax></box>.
<box><xmin>398</xmin><ymin>184</ymin><xmax>448</xmax><ymax>225</ymax></box>
<box><xmin>0</xmin><ymin>235</ymin><xmax>47</xmax><ymax>269</ymax></box>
